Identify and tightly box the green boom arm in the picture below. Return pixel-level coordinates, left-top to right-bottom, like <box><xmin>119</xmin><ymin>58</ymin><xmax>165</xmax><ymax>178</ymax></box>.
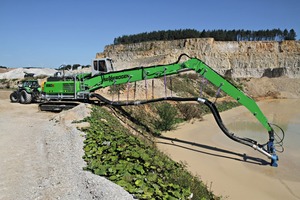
<box><xmin>83</xmin><ymin>54</ymin><xmax>279</xmax><ymax>166</ymax></box>
<box><xmin>84</xmin><ymin>56</ymin><xmax>272</xmax><ymax>132</ymax></box>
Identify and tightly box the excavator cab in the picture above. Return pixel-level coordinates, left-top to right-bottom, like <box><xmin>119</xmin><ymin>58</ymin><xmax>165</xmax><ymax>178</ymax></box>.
<box><xmin>92</xmin><ymin>58</ymin><xmax>114</xmax><ymax>76</ymax></box>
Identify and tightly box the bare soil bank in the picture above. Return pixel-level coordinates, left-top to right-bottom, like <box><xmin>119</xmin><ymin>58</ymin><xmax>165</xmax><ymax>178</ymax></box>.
<box><xmin>243</xmin><ymin>77</ymin><xmax>300</xmax><ymax>99</ymax></box>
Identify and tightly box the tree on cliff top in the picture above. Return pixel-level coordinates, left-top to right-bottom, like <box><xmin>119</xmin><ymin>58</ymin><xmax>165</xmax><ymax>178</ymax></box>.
<box><xmin>283</xmin><ymin>29</ymin><xmax>297</xmax><ymax>40</ymax></box>
<box><xmin>113</xmin><ymin>28</ymin><xmax>297</xmax><ymax>45</ymax></box>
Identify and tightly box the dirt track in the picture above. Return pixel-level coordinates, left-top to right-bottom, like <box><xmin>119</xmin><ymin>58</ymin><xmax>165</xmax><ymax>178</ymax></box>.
<box><xmin>0</xmin><ymin>90</ymin><xmax>134</xmax><ymax>200</ymax></box>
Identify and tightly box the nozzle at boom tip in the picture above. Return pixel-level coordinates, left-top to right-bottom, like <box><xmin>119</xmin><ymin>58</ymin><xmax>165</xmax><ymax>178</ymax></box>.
<box><xmin>271</xmin><ymin>154</ymin><xmax>278</xmax><ymax>167</ymax></box>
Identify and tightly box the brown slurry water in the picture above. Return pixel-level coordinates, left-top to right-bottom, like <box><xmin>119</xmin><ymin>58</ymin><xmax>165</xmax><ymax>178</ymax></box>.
<box><xmin>227</xmin><ymin>99</ymin><xmax>300</xmax><ymax>182</ymax></box>
<box><xmin>157</xmin><ymin>99</ymin><xmax>300</xmax><ymax>200</ymax></box>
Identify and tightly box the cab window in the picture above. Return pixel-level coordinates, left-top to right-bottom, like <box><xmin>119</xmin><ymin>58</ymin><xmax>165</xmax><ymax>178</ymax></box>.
<box><xmin>93</xmin><ymin>60</ymin><xmax>98</xmax><ymax>71</ymax></box>
<box><xmin>99</xmin><ymin>60</ymin><xmax>107</xmax><ymax>72</ymax></box>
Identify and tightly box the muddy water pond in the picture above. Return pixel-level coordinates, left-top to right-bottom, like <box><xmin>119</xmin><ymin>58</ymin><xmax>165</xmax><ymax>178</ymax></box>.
<box><xmin>226</xmin><ymin>99</ymin><xmax>300</xmax><ymax>182</ymax></box>
<box><xmin>157</xmin><ymin>99</ymin><xmax>300</xmax><ymax>200</ymax></box>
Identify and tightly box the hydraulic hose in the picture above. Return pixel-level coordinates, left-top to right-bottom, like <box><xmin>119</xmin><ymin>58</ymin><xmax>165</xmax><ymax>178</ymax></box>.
<box><xmin>202</xmin><ymin>98</ymin><xmax>257</xmax><ymax>148</ymax></box>
<box><xmin>91</xmin><ymin>93</ymin><xmax>253</xmax><ymax>147</ymax></box>
<box><xmin>90</xmin><ymin>93</ymin><xmax>278</xmax><ymax>165</ymax></box>
<box><xmin>91</xmin><ymin>93</ymin><xmax>199</xmax><ymax>106</ymax></box>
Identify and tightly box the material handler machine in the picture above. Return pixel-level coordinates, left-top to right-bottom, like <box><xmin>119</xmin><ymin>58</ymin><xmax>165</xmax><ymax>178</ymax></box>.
<box><xmin>29</xmin><ymin>54</ymin><xmax>285</xmax><ymax>166</ymax></box>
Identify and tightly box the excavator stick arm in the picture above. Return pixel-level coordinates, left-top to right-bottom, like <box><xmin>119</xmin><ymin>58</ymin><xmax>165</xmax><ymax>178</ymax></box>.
<box><xmin>86</xmin><ymin>55</ymin><xmax>272</xmax><ymax>132</ymax></box>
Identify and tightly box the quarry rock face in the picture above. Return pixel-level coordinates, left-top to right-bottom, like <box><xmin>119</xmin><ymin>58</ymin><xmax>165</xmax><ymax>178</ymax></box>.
<box><xmin>96</xmin><ymin>38</ymin><xmax>300</xmax><ymax>78</ymax></box>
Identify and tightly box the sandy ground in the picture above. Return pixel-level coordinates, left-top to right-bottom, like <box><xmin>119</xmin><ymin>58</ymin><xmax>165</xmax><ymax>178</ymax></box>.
<box><xmin>0</xmin><ymin>90</ymin><xmax>134</xmax><ymax>200</ymax></box>
<box><xmin>157</xmin><ymin>99</ymin><xmax>300</xmax><ymax>200</ymax></box>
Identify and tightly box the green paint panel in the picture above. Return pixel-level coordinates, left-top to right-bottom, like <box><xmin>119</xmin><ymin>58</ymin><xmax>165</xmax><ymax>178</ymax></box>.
<box><xmin>43</xmin><ymin>81</ymin><xmax>80</xmax><ymax>95</ymax></box>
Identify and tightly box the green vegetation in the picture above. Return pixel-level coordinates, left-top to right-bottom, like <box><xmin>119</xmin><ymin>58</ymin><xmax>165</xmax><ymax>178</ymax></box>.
<box><xmin>166</xmin><ymin>74</ymin><xmax>200</xmax><ymax>97</ymax></box>
<box><xmin>108</xmin><ymin>84</ymin><xmax>126</xmax><ymax>95</ymax></box>
<box><xmin>123</xmin><ymin>100</ymin><xmax>239</xmax><ymax>136</ymax></box>
<box><xmin>0</xmin><ymin>79</ymin><xmax>8</xmax><ymax>83</ymax></box>
<box><xmin>154</xmin><ymin>102</ymin><xmax>178</xmax><ymax>131</ymax></box>
<box><xmin>177</xmin><ymin>103</ymin><xmax>203</xmax><ymax>121</ymax></box>
<box><xmin>114</xmin><ymin>28</ymin><xmax>297</xmax><ymax>44</ymax></box>
<box><xmin>82</xmin><ymin>106</ymin><xmax>217</xmax><ymax>199</ymax></box>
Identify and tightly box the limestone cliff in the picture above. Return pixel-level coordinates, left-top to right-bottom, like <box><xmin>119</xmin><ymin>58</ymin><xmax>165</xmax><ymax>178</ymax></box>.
<box><xmin>96</xmin><ymin>38</ymin><xmax>300</xmax><ymax>78</ymax></box>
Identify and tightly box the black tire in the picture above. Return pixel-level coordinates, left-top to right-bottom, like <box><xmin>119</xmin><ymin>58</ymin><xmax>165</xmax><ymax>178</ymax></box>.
<box><xmin>10</xmin><ymin>91</ymin><xmax>19</xmax><ymax>103</ymax></box>
<box><xmin>31</xmin><ymin>90</ymin><xmax>41</xmax><ymax>103</ymax></box>
<box><xmin>19</xmin><ymin>90</ymin><xmax>32</xmax><ymax>104</ymax></box>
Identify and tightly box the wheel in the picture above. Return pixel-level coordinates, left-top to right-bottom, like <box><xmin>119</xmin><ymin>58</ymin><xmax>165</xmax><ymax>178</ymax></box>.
<box><xmin>10</xmin><ymin>91</ymin><xmax>19</xmax><ymax>103</ymax></box>
<box><xmin>19</xmin><ymin>90</ymin><xmax>32</xmax><ymax>104</ymax></box>
<box><xmin>31</xmin><ymin>90</ymin><xmax>41</xmax><ymax>103</ymax></box>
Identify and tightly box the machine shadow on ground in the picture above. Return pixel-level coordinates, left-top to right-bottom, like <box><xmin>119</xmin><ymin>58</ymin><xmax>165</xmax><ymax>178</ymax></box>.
<box><xmin>156</xmin><ymin>135</ymin><xmax>270</xmax><ymax>166</ymax></box>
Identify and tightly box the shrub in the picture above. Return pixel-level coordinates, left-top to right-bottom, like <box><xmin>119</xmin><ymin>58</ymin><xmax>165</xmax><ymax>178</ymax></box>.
<box><xmin>177</xmin><ymin>103</ymin><xmax>203</xmax><ymax>121</ymax></box>
<box><xmin>154</xmin><ymin>102</ymin><xmax>178</xmax><ymax>131</ymax></box>
<box><xmin>108</xmin><ymin>84</ymin><xmax>126</xmax><ymax>94</ymax></box>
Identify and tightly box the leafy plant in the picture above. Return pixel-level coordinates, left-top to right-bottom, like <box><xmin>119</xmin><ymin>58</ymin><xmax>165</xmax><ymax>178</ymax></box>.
<box><xmin>82</xmin><ymin>106</ymin><xmax>218</xmax><ymax>199</ymax></box>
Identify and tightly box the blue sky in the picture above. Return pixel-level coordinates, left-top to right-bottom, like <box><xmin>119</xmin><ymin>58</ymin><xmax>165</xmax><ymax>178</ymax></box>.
<box><xmin>1</xmin><ymin>0</ymin><xmax>299</xmax><ymax>68</ymax></box>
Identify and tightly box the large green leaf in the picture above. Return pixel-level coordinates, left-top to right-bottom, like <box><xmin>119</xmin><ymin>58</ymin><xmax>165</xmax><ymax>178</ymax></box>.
<box><xmin>135</xmin><ymin>179</ymin><xmax>143</xmax><ymax>187</ymax></box>
<box><xmin>135</xmin><ymin>165</ymin><xmax>145</xmax><ymax>174</ymax></box>
<box><xmin>94</xmin><ymin>168</ymin><xmax>107</xmax><ymax>176</ymax></box>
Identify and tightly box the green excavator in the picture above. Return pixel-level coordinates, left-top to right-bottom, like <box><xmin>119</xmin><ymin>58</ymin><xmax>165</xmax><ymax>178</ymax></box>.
<box><xmin>36</xmin><ymin>54</ymin><xmax>283</xmax><ymax>167</ymax></box>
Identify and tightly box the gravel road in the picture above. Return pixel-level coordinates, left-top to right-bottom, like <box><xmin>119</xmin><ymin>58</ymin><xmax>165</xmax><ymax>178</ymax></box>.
<box><xmin>0</xmin><ymin>90</ymin><xmax>134</xmax><ymax>200</ymax></box>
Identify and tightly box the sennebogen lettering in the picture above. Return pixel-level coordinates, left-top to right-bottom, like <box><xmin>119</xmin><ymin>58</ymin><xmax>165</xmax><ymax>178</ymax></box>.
<box><xmin>103</xmin><ymin>75</ymin><xmax>129</xmax><ymax>82</ymax></box>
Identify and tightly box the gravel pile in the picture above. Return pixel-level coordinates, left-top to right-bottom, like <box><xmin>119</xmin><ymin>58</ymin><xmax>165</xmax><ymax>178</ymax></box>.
<box><xmin>46</xmin><ymin>104</ymin><xmax>135</xmax><ymax>200</ymax></box>
<box><xmin>0</xmin><ymin>68</ymin><xmax>57</xmax><ymax>79</ymax></box>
